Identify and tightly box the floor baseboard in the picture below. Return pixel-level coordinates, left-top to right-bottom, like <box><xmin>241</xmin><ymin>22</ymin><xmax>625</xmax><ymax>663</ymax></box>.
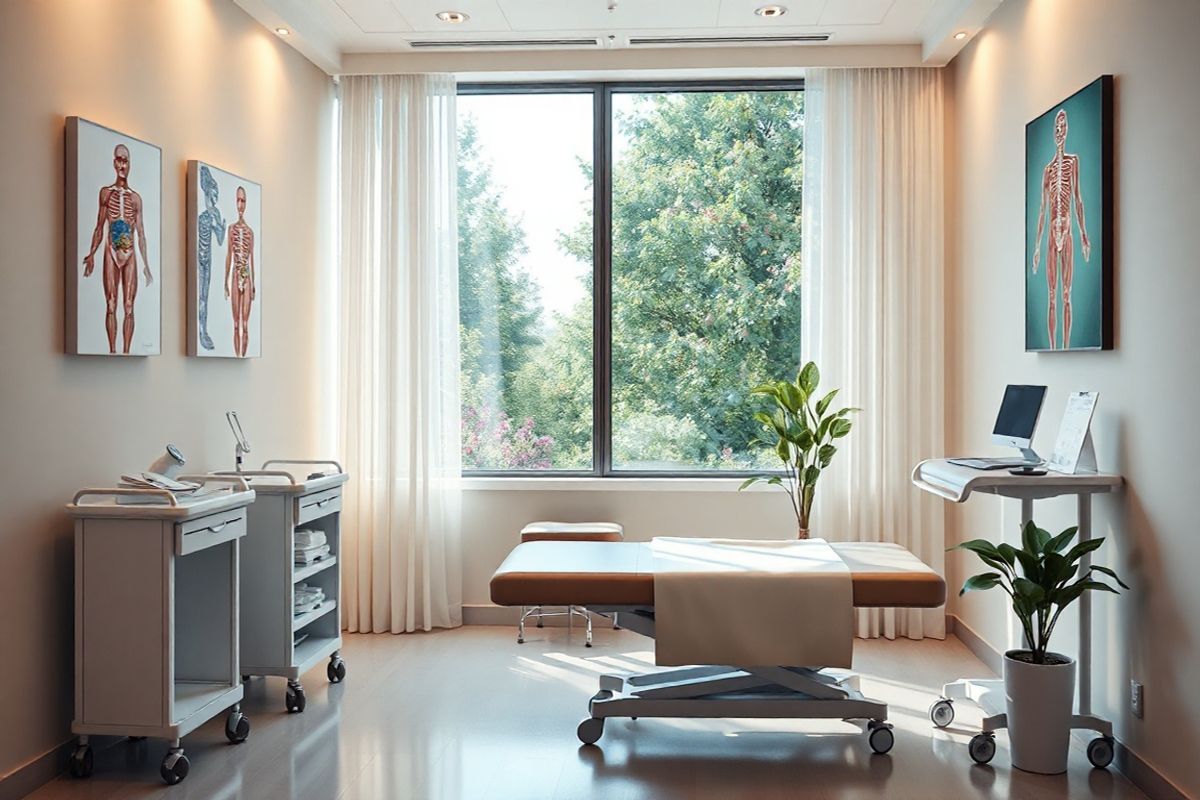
<box><xmin>0</xmin><ymin>740</ymin><xmax>74</xmax><ymax>800</ymax></box>
<box><xmin>945</xmin><ymin>613</ymin><xmax>1004</xmax><ymax>674</ymax></box>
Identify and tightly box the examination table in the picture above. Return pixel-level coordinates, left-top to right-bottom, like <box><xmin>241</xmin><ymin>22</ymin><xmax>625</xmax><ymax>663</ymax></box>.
<box><xmin>490</xmin><ymin>540</ymin><xmax>946</xmax><ymax>754</ymax></box>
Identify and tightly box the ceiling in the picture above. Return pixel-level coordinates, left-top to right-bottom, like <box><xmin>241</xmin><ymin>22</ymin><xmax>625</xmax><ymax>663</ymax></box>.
<box><xmin>235</xmin><ymin>0</ymin><xmax>1003</xmax><ymax>74</ymax></box>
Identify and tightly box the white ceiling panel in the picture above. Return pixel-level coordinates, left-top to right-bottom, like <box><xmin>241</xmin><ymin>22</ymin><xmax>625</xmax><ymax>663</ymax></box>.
<box><xmin>334</xmin><ymin>0</ymin><xmax>414</xmax><ymax>32</ymax></box>
<box><xmin>394</xmin><ymin>0</ymin><xmax>514</xmax><ymax>33</ymax></box>
<box><xmin>236</xmin><ymin>0</ymin><xmax>1001</xmax><ymax>69</ymax></box>
<box><xmin>500</xmin><ymin>0</ymin><xmax>722</xmax><ymax>31</ymax></box>
<box><xmin>715</xmin><ymin>0</ymin><xmax>825</xmax><ymax>28</ymax></box>
<box><xmin>818</xmin><ymin>0</ymin><xmax>895</xmax><ymax>26</ymax></box>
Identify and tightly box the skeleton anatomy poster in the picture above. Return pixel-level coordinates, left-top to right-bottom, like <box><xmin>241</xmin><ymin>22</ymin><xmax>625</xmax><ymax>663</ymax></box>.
<box><xmin>1025</xmin><ymin>75</ymin><xmax>1113</xmax><ymax>352</ymax></box>
<box><xmin>65</xmin><ymin>117</ymin><xmax>162</xmax><ymax>356</ymax></box>
<box><xmin>187</xmin><ymin>161</ymin><xmax>262</xmax><ymax>358</ymax></box>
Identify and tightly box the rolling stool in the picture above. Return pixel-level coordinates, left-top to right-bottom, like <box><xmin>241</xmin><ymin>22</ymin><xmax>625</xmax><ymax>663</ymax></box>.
<box><xmin>517</xmin><ymin>521</ymin><xmax>624</xmax><ymax>647</ymax></box>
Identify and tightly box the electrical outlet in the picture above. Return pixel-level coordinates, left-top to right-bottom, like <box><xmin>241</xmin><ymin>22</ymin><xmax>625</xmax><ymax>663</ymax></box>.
<box><xmin>1131</xmin><ymin>680</ymin><xmax>1144</xmax><ymax>719</ymax></box>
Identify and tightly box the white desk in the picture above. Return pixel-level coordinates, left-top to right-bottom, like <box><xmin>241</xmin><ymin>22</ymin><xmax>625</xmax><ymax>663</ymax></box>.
<box><xmin>912</xmin><ymin>459</ymin><xmax>1123</xmax><ymax>768</ymax></box>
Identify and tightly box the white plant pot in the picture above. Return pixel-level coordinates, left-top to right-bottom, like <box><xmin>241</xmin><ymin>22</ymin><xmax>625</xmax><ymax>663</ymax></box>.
<box><xmin>1004</xmin><ymin>650</ymin><xmax>1077</xmax><ymax>774</ymax></box>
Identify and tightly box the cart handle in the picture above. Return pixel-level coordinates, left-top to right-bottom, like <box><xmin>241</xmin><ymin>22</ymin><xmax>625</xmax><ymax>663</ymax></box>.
<box><xmin>213</xmin><ymin>469</ymin><xmax>300</xmax><ymax>485</ymax></box>
<box><xmin>72</xmin><ymin>487</ymin><xmax>179</xmax><ymax>507</ymax></box>
<box><xmin>262</xmin><ymin>459</ymin><xmax>344</xmax><ymax>474</ymax></box>
<box><xmin>178</xmin><ymin>473</ymin><xmax>252</xmax><ymax>493</ymax></box>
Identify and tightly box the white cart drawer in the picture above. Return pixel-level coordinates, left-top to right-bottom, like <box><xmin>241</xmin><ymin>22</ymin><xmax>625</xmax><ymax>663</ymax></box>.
<box><xmin>295</xmin><ymin>488</ymin><xmax>341</xmax><ymax>525</ymax></box>
<box><xmin>175</xmin><ymin>510</ymin><xmax>247</xmax><ymax>556</ymax></box>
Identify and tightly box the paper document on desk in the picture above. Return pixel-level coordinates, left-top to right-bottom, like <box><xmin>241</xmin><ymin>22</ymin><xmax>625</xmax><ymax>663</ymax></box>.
<box><xmin>651</xmin><ymin>538</ymin><xmax>853</xmax><ymax>669</ymax></box>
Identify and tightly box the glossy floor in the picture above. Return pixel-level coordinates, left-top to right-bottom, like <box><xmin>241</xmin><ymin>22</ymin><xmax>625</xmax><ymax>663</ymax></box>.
<box><xmin>30</xmin><ymin>625</ymin><xmax>1146</xmax><ymax>799</ymax></box>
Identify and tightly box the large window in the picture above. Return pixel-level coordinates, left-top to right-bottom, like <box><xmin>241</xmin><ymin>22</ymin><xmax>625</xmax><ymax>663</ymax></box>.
<box><xmin>458</xmin><ymin>83</ymin><xmax>804</xmax><ymax>475</ymax></box>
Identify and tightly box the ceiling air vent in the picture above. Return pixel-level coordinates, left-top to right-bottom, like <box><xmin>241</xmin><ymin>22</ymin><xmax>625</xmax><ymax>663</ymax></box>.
<box><xmin>628</xmin><ymin>34</ymin><xmax>831</xmax><ymax>47</ymax></box>
<box><xmin>409</xmin><ymin>38</ymin><xmax>602</xmax><ymax>49</ymax></box>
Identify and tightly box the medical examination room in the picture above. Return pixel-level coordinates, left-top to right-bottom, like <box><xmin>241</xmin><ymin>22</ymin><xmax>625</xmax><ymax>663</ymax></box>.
<box><xmin>1</xmin><ymin>0</ymin><xmax>1197</xmax><ymax>798</ymax></box>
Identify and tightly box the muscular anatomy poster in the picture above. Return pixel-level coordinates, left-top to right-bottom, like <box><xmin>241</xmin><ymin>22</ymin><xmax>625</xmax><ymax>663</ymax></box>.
<box><xmin>187</xmin><ymin>161</ymin><xmax>262</xmax><ymax>358</ymax></box>
<box><xmin>1025</xmin><ymin>76</ymin><xmax>1113</xmax><ymax>352</ymax></box>
<box><xmin>65</xmin><ymin>118</ymin><xmax>161</xmax><ymax>356</ymax></box>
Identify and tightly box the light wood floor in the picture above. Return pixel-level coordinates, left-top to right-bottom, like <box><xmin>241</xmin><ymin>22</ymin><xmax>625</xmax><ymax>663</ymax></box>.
<box><xmin>29</xmin><ymin>625</ymin><xmax>1147</xmax><ymax>800</ymax></box>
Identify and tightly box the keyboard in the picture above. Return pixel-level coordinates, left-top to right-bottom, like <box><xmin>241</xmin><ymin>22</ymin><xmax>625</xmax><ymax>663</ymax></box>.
<box><xmin>947</xmin><ymin>457</ymin><xmax>1039</xmax><ymax>470</ymax></box>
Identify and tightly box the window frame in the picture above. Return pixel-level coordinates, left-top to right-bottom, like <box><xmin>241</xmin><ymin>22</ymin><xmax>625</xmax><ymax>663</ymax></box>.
<box><xmin>458</xmin><ymin>79</ymin><xmax>805</xmax><ymax>478</ymax></box>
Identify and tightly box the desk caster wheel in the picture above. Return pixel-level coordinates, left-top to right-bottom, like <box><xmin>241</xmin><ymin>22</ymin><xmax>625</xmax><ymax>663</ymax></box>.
<box><xmin>286</xmin><ymin>682</ymin><xmax>306</xmax><ymax>713</ymax></box>
<box><xmin>328</xmin><ymin>657</ymin><xmax>347</xmax><ymax>683</ymax></box>
<box><xmin>68</xmin><ymin>745</ymin><xmax>93</xmax><ymax>779</ymax></box>
<box><xmin>225</xmin><ymin>710</ymin><xmax>251</xmax><ymax>743</ymax></box>
<box><xmin>867</xmin><ymin>721</ymin><xmax>894</xmax><ymax>754</ymax></box>
<box><xmin>160</xmin><ymin>751</ymin><xmax>189</xmax><ymax>785</ymax></box>
<box><xmin>968</xmin><ymin>733</ymin><xmax>996</xmax><ymax>764</ymax></box>
<box><xmin>1088</xmin><ymin>736</ymin><xmax>1114</xmax><ymax>769</ymax></box>
<box><xmin>929</xmin><ymin>699</ymin><xmax>955</xmax><ymax>728</ymax></box>
<box><xmin>577</xmin><ymin>717</ymin><xmax>604</xmax><ymax>745</ymax></box>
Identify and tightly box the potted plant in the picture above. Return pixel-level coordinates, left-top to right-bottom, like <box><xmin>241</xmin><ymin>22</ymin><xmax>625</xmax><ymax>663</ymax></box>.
<box><xmin>739</xmin><ymin>362</ymin><xmax>857</xmax><ymax>539</ymax></box>
<box><xmin>954</xmin><ymin>521</ymin><xmax>1128</xmax><ymax>774</ymax></box>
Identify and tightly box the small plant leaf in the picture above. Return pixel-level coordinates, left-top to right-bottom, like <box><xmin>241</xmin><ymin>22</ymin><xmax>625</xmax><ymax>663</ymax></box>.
<box><xmin>960</xmin><ymin>573</ymin><xmax>1002</xmax><ymax>595</ymax></box>
<box><xmin>1089</xmin><ymin>564</ymin><xmax>1130</xmax><ymax>590</ymax></box>
<box><xmin>1064</xmin><ymin>537</ymin><xmax>1105</xmax><ymax>564</ymax></box>
<box><xmin>799</xmin><ymin>362</ymin><xmax>820</xmax><ymax>394</ymax></box>
<box><xmin>816</xmin><ymin>389</ymin><xmax>839</xmax><ymax>416</ymax></box>
<box><xmin>1045</xmin><ymin>526</ymin><xmax>1078</xmax><ymax>554</ymax></box>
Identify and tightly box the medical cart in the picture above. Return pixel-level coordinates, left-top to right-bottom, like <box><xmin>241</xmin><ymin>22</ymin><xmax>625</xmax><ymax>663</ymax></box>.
<box><xmin>224</xmin><ymin>461</ymin><xmax>349</xmax><ymax>713</ymax></box>
<box><xmin>912</xmin><ymin>459</ymin><xmax>1123</xmax><ymax>769</ymax></box>
<box><xmin>67</xmin><ymin>476</ymin><xmax>255</xmax><ymax>785</ymax></box>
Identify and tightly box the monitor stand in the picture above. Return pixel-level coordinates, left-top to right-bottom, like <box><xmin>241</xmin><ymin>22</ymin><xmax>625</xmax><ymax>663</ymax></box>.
<box><xmin>1018</xmin><ymin>447</ymin><xmax>1040</xmax><ymax>464</ymax></box>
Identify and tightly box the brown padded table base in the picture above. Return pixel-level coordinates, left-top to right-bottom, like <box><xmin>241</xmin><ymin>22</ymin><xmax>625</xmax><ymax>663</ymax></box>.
<box><xmin>491</xmin><ymin>540</ymin><xmax>946</xmax><ymax>609</ymax></box>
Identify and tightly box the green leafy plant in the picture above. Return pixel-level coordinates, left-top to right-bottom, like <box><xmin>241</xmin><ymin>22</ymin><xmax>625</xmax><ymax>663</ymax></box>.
<box><xmin>954</xmin><ymin>521</ymin><xmax>1129</xmax><ymax>664</ymax></box>
<box><xmin>738</xmin><ymin>362</ymin><xmax>858</xmax><ymax>538</ymax></box>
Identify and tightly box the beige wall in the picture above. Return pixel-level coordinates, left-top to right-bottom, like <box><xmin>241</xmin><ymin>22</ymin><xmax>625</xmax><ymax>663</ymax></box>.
<box><xmin>948</xmin><ymin>0</ymin><xmax>1200</xmax><ymax>795</ymax></box>
<box><xmin>0</xmin><ymin>0</ymin><xmax>333</xmax><ymax>782</ymax></box>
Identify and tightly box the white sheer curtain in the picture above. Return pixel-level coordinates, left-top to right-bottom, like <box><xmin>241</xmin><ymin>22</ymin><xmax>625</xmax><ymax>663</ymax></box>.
<box><xmin>802</xmin><ymin>68</ymin><xmax>946</xmax><ymax>640</ymax></box>
<box><xmin>338</xmin><ymin>74</ymin><xmax>463</xmax><ymax>633</ymax></box>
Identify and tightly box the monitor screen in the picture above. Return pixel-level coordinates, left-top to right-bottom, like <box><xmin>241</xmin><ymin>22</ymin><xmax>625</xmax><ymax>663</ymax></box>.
<box><xmin>992</xmin><ymin>385</ymin><xmax>1047</xmax><ymax>441</ymax></box>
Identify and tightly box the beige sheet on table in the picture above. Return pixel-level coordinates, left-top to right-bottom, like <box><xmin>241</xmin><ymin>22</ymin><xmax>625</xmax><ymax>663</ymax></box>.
<box><xmin>651</xmin><ymin>538</ymin><xmax>854</xmax><ymax>669</ymax></box>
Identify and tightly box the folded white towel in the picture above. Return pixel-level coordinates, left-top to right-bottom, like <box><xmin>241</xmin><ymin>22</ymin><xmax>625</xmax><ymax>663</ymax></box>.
<box><xmin>295</xmin><ymin>544</ymin><xmax>331</xmax><ymax>564</ymax></box>
<box><xmin>295</xmin><ymin>529</ymin><xmax>327</xmax><ymax>549</ymax></box>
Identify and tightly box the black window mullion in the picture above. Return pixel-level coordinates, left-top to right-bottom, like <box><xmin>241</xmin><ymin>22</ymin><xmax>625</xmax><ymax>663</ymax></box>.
<box><xmin>595</xmin><ymin>86</ymin><xmax>613</xmax><ymax>477</ymax></box>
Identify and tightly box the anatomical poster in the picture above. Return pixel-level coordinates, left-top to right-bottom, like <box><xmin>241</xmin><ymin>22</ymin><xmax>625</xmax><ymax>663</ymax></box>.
<box><xmin>187</xmin><ymin>160</ymin><xmax>262</xmax><ymax>358</ymax></box>
<box><xmin>1025</xmin><ymin>76</ymin><xmax>1113</xmax><ymax>352</ymax></box>
<box><xmin>65</xmin><ymin>117</ymin><xmax>162</xmax><ymax>356</ymax></box>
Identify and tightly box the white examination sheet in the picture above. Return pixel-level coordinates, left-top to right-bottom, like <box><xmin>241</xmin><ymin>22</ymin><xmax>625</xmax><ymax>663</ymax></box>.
<box><xmin>651</xmin><ymin>538</ymin><xmax>853</xmax><ymax>669</ymax></box>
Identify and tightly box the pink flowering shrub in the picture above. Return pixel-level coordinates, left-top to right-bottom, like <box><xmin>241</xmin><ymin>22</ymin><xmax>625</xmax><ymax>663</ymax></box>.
<box><xmin>462</xmin><ymin>404</ymin><xmax>555</xmax><ymax>470</ymax></box>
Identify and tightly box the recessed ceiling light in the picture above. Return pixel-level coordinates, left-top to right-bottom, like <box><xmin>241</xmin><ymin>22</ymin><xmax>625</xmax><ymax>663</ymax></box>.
<box><xmin>954</xmin><ymin>30</ymin><xmax>968</xmax><ymax>40</ymax></box>
<box><xmin>435</xmin><ymin>10</ymin><xmax>469</xmax><ymax>23</ymax></box>
<box><xmin>274</xmin><ymin>26</ymin><xmax>290</xmax><ymax>36</ymax></box>
<box><xmin>755</xmin><ymin>4</ymin><xmax>787</xmax><ymax>17</ymax></box>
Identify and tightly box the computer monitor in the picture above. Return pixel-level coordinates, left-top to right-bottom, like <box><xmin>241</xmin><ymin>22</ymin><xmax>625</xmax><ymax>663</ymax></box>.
<box><xmin>991</xmin><ymin>384</ymin><xmax>1047</xmax><ymax>458</ymax></box>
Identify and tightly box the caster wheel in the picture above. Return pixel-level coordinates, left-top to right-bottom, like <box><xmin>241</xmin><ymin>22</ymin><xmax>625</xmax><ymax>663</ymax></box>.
<box><xmin>867</xmin><ymin>722</ymin><xmax>895</xmax><ymax>754</ymax></box>
<box><xmin>536</xmin><ymin>620</ymin><xmax>545</xmax><ymax>628</ymax></box>
<box><xmin>929</xmin><ymin>699</ymin><xmax>955</xmax><ymax>728</ymax></box>
<box><xmin>285</xmin><ymin>686</ymin><xmax>306</xmax><ymax>713</ymax></box>
<box><xmin>241</xmin><ymin>674</ymin><xmax>251</xmax><ymax>682</ymax></box>
<box><xmin>328</xmin><ymin>659</ymin><xmax>347</xmax><ymax>683</ymax></box>
<box><xmin>68</xmin><ymin>745</ymin><xmax>93</xmax><ymax>779</ymax></box>
<box><xmin>1088</xmin><ymin>736</ymin><xmax>1114</xmax><ymax>769</ymax></box>
<box><xmin>517</xmin><ymin>635</ymin><xmax>525</xmax><ymax>644</ymax></box>
<box><xmin>585</xmin><ymin>641</ymin><xmax>593</xmax><ymax>648</ymax></box>
<box><xmin>577</xmin><ymin>717</ymin><xmax>604</xmax><ymax>745</ymax></box>
<box><xmin>968</xmin><ymin>733</ymin><xmax>997</xmax><ymax>765</ymax></box>
<box><xmin>160</xmin><ymin>752</ymin><xmax>190</xmax><ymax>785</ymax></box>
<box><xmin>225</xmin><ymin>711</ymin><xmax>251</xmax><ymax>743</ymax></box>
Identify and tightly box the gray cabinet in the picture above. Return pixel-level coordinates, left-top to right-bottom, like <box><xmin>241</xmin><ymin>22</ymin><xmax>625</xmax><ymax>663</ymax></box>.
<box><xmin>228</xmin><ymin>461</ymin><xmax>348</xmax><ymax>713</ymax></box>
<box><xmin>67</xmin><ymin>480</ymin><xmax>255</xmax><ymax>784</ymax></box>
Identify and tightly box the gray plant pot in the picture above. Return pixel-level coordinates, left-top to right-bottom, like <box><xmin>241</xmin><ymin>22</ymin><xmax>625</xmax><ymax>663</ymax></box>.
<box><xmin>1004</xmin><ymin>650</ymin><xmax>1077</xmax><ymax>774</ymax></box>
